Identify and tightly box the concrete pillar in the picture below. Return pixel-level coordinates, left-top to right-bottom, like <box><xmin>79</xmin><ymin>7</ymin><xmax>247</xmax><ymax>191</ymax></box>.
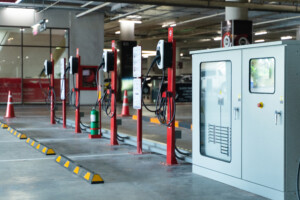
<box><xmin>297</xmin><ymin>27</ymin><xmax>300</xmax><ymax>40</ymax></box>
<box><xmin>120</xmin><ymin>21</ymin><xmax>135</xmax><ymax>41</ymax></box>
<box><xmin>225</xmin><ymin>0</ymin><xmax>248</xmax><ymax>20</ymax></box>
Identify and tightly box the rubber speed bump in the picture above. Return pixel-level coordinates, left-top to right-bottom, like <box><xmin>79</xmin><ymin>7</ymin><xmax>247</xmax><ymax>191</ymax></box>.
<box><xmin>55</xmin><ymin>154</ymin><xmax>104</xmax><ymax>184</ymax></box>
<box><xmin>26</xmin><ymin>138</ymin><xmax>55</xmax><ymax>155</ymax></box>
<box><xmin>1</xmin><ymin>123</ymin><xmax>8</xmax><ymax>129</ymax></box>
<box><xmin>5</xmin><ymin>126</ymin><xmax>27</xmax><ymax>139</ymax></box>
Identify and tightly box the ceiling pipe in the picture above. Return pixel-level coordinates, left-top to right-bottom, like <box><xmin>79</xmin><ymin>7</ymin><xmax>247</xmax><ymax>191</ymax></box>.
<box><xmin>0</xmin><ymin>2</ymin><xmax>86</xmax><ymax>10</ymax></box>
<box><xmin>76</xmin><ymin>2</ymin><xmax>110</xmax><ymax>18</ymax></box>
<box><xmin>110</xmin><ymin>5</ymin><xmax>157</xmax><ymax>21</ymax></box>
<box><xmin>176</xmin><ymin>12</ymin><xmax>225</xmax><ymax>26</ymax></box>
<box><xmin>93</xmin><ymin>0</ymin><xmax>300</xmax><ymax>13</ymax></box>
<box><xmin>81</xmin><ymin>1</ymin><xmax>94</xmax><ymax>8</ymax></box>
<box><xmin>254</xmin><ymin>15</ymin><xmax>300</xmax><ymax>26</ymax></box>
<box><xmin>37</xmin><ymin>0</ymin><xmax>60</xmax><ymax>13</ymax></box>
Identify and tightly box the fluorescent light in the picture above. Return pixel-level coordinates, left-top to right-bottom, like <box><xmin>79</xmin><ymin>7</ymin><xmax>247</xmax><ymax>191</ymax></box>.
<box><xmin>200</xmin><ymin>39</ymin><xmax>211</xmax><ymax>42</ymax></box>
<box><xmin>255</xmin><ymin>39</ymin><xmax>265</xmax><ymax>43</ymax></box>
<box><xmin>180</xmin><ymin>53</ymin><xmax>183</xmax><ymax>57</ymax></box>
<box><xmin>115</xmin><ymin>31</ymin><xmax>121</xmax><ymax>34</ymax></box>
<box><xmin>127</xmin><ymin>15</ymin><xmax>141</xmax><ymax>19</ymax></box>
<box><xmin>213</xmin><ymin>37</ymin><xmax>222</xmax><ymax>41</ymax></box>
<box><xmin>255</xmin><ymin>31</ymin><xmax>267</xmax><ymax>36</ymax></box>
<box><xmin>281</xmin><ymin>36</ymin><xmax>293</xmax><ymax>40</ymax></box>
<box><xmin>162</xmin><ymin>22</ymin><xmax>175</xmax><ymax>28</ymax></box>
<box><xmin>119</xmin><ymin>19</ymin><xmax>142</xmax><ymax>24</ymax></box>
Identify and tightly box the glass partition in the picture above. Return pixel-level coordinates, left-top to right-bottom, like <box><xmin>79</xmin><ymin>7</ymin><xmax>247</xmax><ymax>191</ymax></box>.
<box><xmin>23</xmin><ymin>28</ymin><xmax>50</xmax><ymax>46</ymax></box>
<box><xmin>0</xmin><ymin>27</ymin><xmax>21</xmax><ymax>45</ymax></box>
<box><xmin>0</xmin><ymin>46</ymin><xmax>22</xmax><ymax>103</ymax></box>
<box><xmin>0</xmin><ymin>26</ymin><xmax>69</xmax><ymax>104</ymax></box>
<box><xmin>200</xmin><ymin>61</ymin><xmax>232</xmax><ymax>162</ymax></box>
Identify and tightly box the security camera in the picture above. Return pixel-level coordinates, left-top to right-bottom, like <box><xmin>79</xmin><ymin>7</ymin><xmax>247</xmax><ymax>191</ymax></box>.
<box><xmin>44</xmin><ymin>60</ymin><xmax>52</xmax><ymax>75</ymax></box>
<box><xmin>69</xmin><ymin>56</ymin><xmax>79</xmax><ymax>74</ymax></box>
<box><xmin>156</xmin><ymin>40</ymin><xmax>173</xmax><ymax>70</ymax></box>
<box><xmin>102</xmin><ymin>51</ymin><xmax>114</xmax><ymax>72</ymax></box>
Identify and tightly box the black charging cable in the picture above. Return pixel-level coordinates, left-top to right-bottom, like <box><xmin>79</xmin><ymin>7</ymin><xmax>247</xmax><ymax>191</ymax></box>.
<box><xmin>142</xmin><ymin>55</ymin><xmax>161</xmax><ymax>113</ymax></box>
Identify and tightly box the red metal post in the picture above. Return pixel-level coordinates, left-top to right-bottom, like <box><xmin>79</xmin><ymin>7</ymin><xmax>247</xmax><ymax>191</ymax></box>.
<box><xmin>75</xmin><ymin>50</ymin><xmax>81</xmax><ymax>133</ymax></box>
<box><xmin>166</xmin><ymin>28</ymin><xmax>177</xmax><ymax>165</ymax></box>
<box><xmin>63</xmin><ymin>58</ymin><xmax>66</xmax><ymax>128</ymax></box>
<box><xmin>137</xmin><ymin>106</ymin><xmax>142</xmax><ymax>154</ymax></box>
<box><xmin>110</xmin><ymin>40</ymin><xmax>118</xmax><ymax>145</ymax></box>
<box><xmin>98</xmin><ymin>97</ymin><xmax>102</xmax><ymax>136</ymax></box>
<box><xmin>50</xmin><ymin>54</ymin><xmax>55</xmax><ymax>124</ymax></box>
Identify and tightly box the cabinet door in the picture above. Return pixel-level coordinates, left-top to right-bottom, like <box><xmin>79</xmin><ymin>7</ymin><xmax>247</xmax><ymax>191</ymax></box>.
<box><xmin>193</xmin><ymin>50</ymin><xmax>242</xmax><ymax>178</ymax></box>
<box><xmin>242</xmin><ymin>46</ymin><xmax>284</xmax><ymax>191</ymax></box>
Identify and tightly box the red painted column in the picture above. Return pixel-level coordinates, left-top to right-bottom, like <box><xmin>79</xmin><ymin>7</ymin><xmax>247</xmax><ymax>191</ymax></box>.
<box><xmin>75</xmin><ymin>50</ymin><xmax>81</xmax><ymax>133</ymax></box>
<box><xmin>110</xmin><ymin>40</ymin><xmax>118</xmax><ymax>145</ymax></box>
<box><xmin>50</xmin><ymin>54</ymin><xmax>55</xmax><ymax>124</ymax></box>
<box><xmin>166</xmin><ymin>28</ymin><xmax>177</xmax><ymax>165</ymax></box>
<box><xmin>63</xmin><ymin>58</ymin><xmax>66</xmax><ymax>128</ymax></box>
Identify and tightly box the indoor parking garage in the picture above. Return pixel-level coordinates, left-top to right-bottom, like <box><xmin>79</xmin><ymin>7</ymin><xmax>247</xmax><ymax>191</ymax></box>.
<box><xmin>0</xmin><ymin>1</ymin><xmax>300</xmax><ymax>200</ymax></box>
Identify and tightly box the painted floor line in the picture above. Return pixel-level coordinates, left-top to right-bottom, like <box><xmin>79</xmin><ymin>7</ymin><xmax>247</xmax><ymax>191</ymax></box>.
<box><xmin>0</xmin><ymin>140</ymin><xmax>21</xmax><ymax>143</ymax></box>
<box><xmin>0</xmin><ymin>157</ymin><xmax>53</xmax><ymax>162</ymax></box>
<box><xmin>36</xmin><ymin>137</ymin><xmax>90</xmax><ymax>142</ymax></box>
<box><xmin>67</xmin><ymin>153</ymin><xmax>132</xmax><ymax>159</ymax></box>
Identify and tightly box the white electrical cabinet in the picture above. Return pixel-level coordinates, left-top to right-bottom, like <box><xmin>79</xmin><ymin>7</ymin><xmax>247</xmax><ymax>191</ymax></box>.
<box><xmin>191</xmin><ymin>41</ymin><xmax>300</xmax><ymax>200</ymax></box>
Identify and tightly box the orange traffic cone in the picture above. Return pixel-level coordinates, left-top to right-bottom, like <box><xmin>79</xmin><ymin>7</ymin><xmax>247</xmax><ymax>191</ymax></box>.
<box><xmin>118</xmin><ymin>90</ymin><xmax>131</xmax><ymax>117</ymax></box>
<box><xmin>4</xmin><ymin>91</ymin><xmax>15</xmax><ymax>118</ymax></box>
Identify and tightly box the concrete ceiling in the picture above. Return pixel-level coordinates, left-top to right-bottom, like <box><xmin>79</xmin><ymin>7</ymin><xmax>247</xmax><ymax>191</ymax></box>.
<box><xmin>0</xmin><ymin>0</ymin><xmax>300</xmax><ymax>55</ymax></box>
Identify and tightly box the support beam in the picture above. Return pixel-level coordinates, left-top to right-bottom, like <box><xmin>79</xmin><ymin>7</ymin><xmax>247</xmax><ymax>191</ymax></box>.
<box><xmin>110</xmin><ymin>5</ymin><xmax>157</xmax><ymax>21</ymax></box>
<box><xmin>76</xmin><ymin>2</ymin><xmax>110</xmax><ymax>18</ymax></box>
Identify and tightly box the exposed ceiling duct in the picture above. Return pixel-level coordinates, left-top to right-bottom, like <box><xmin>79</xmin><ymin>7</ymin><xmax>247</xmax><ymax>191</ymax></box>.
<box><xmin>93</xmin><ymin>0</ymin><xmax>300</xmax><ymax>13</ymax></box>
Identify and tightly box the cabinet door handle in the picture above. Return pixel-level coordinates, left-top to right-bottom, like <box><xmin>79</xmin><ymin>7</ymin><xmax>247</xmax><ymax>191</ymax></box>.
<box><xmin>275</xmin><ymin>110</ymin><xmax>282</xmax><ymax>125</ymax></box>
<box><xmin>234</xmin><ymin>107</ymin><xmax>239</xmax><ymax>120</ymax></box>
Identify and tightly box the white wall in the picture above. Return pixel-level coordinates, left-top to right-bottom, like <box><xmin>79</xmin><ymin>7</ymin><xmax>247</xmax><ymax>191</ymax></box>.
<box><xmin>0</xmin><ymin>8</ymin><xmax>104</xmax><ymax>105</ymax></box>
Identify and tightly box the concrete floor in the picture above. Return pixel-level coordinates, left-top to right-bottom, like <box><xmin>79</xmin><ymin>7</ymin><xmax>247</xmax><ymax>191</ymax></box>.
<box><xmin>0</xmin><ymin>105</ymin><xmax>267</xmax><ymax>200</ymax></box>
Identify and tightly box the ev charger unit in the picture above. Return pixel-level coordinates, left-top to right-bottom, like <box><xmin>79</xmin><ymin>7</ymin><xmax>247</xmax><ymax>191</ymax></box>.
<box><xmin>69</xmin><ymin>56</ymin><xmax>79</xmax><ymax>74</ymax></box>
<box><xmin>191</xmin><ymin>41</ymin><xmax>300</xmax><ymax>200</ymax></box>
<box><xmin>102</xmin><ymin>51</ymin><xmax>114</xmax><ymax>72</ymax></box>
<box><xmin>44</xmin><ymin>60</ymin><xmax>52</xmax><ymax>75</ymax></box>
<box><xmin>156</xmin><ymin>40</ymin><xmax>173</xmax><ymax>69</ymax></box>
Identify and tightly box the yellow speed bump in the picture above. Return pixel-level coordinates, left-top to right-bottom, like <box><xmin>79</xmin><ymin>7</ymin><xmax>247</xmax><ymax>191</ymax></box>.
<box><xmin>25</xmin><ymin>138</ymin><xmax>55</xmax><ymax>155</ymax></box>
<box><xmin>1</xmin><ymin>124</ymin><xmax>8</xmax><ymax>129</ymax></box>
<box><xmin>55</xmin><ymin>154</ymin><xmax>104</xmax><ymax>184</ymax></box>
<box><xmin>4</xmin><ymin>126</ymin><xmax>27</xmax><ymax>140</ymax></box>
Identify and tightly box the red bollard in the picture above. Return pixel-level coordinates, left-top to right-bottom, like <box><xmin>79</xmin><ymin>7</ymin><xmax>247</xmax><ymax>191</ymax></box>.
<box><xmin>166</xmin><ymin>28</ymin><xmax>178</xmax><ymax>165</ymax></box>
<box><xmin>110</xmin><ymin>40</ymin><xmax>118</xmax><ymax>145</ymax></box>
<box><xmin>75</xmin><ymin>49</ymin><xmax>81</xmax><ymax>133</ymax></box>
<box><xmin>50</xmin><ymin>54</ymin><xmax>56</xmax><ymax>125</ymax></box>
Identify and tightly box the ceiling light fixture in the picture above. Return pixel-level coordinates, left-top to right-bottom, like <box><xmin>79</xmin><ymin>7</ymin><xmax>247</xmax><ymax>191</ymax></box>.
<box><xmin>255</xmin><ymin>39</ymin><xmax>265</xmax><ymax>43</ymax></box>
<box><xmin>115</xmin><ymin>31</ymin><xmax>121</xmax><ymax>34</ymax></box>
<box><xmin>255</xmin><ymin>31</ymin><xmax>267</xmax><ymax>36</ymax></box>
<box><xmin>281</xmin><ymin>36</ymin><xmax>293</xmax><ymax>40</ymax></box>
<box><xmin>213</xmin><ymin>37</ymin><xmax>222</xmax><ymax>41</ymax></box>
